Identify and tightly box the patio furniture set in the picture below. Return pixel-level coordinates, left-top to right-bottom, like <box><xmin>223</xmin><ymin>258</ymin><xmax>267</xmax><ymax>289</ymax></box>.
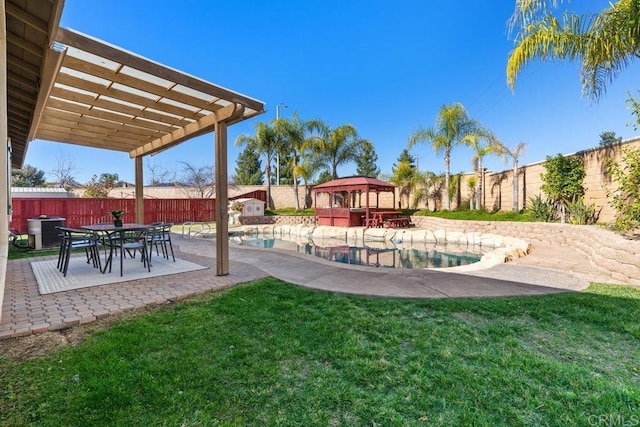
<box><xmin>56</xmin><ymin>222</ymin><xmax>175</xmax><ymax>277</ymax></box>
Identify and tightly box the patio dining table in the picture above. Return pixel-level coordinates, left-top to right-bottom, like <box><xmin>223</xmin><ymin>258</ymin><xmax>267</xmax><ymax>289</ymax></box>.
<box><xmin>81</xmin><ymin>223</ymin><xmax>152</xmax><ymax>276</ymax></box>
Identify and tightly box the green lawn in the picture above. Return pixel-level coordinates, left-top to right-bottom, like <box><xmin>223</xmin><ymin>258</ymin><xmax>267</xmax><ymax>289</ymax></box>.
<box><xmin>265</xmin><ymin>207</ymin><xmax>537</xmax><ymax>222</ymax></box>
<box><xmin>266</xmin><ymin>207</ymin><xmax>316</xmax><ymax>216</ymax></box>
<box><xmin>1</xmin><ymin>279</ymin><xmax>638</xmax><ymax>426</ymax></box>
<box><xmin>7</xmin><ymin>236</ymin><xmax>59</xmax><ymax>260</ymax></box>
<box><xmin>409</xmin><ymin>209</ymin><xmax>537</xmax><ymax>222</ymax></box>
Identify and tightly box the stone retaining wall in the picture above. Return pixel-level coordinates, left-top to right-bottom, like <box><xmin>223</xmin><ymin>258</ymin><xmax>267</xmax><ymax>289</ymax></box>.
<box><xmin>239</xmin><ymin>215</ymin><xmax>640</xmax><ymax>285</ymax></box>
<box><xmin>410</xmin><ymin>217</ymin><xmax>640</xmax><ymax>286</ymax></box>
<box><xmin>238</xmin><ymin>216</ymin><xmax>315</xmax><ymax>226</ymax></box>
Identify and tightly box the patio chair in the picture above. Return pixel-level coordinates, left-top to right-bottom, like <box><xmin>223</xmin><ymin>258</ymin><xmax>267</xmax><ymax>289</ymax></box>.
<box><xmin>56</xmin><ymin>227</ymin><xmax>102</xmax><ymax>277</ymax></box>
<box><xmin>148</xmin><ymin>222</ymin><xmax>175</xmax><ymax>262</ymax></box>
<box><xmin>106</xmin><ymin>227</ymin><xmax>153</xmax><ymax>277</ymax></box>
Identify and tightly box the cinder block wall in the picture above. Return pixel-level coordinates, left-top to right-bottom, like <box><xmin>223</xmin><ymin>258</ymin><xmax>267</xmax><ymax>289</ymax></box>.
<box><xmin>83</xmin><ymin>137</ymin><xmax>639</xmax><ymax>223</ymax></box>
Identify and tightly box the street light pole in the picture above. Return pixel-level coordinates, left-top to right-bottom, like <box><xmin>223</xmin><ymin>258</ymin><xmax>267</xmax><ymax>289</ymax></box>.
<box><xmin>275</xmin><ymin>103</ymin><xmax>287</xmax><ymax>186</ymax></box>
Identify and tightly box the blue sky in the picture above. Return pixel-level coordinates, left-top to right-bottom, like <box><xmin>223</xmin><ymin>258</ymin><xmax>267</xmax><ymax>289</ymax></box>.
<box><xmin>25</xmin><ymin>0</ymin><xmax>640</xmax><ymax>184</ymax></box>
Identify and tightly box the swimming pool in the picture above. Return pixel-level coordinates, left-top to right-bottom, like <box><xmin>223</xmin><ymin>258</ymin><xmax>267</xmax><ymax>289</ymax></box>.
<box><xmin>230</xmin><ymin>235</ymin><xmax>487</xmax><ymax>269</ymax></box>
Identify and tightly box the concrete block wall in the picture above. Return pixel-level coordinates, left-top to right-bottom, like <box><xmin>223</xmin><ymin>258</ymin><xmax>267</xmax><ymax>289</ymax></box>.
<box><xmin>87</xmin><ymin>137</ymin><xmax>639</xmax><ymax>224</ymax></box>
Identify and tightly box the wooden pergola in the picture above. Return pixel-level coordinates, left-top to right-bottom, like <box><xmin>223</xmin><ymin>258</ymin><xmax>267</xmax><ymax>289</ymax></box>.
<box><xmin>1</xmin><ymin>0</ymin><xmax>265</xmax><ymax>284</ymax></box>
<box><xmin>313</xmin><ymin>176</ymin><xmax>396</xmax><ymax>227</ymax></box>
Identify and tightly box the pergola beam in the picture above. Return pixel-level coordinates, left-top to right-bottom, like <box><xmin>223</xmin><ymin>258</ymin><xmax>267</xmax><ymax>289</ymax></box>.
<box><xmin>55</xmin><ymin>28</ymin><xmax>264</xmax><ymax>113</ymax></box>
<box><xmin>55</xmin><ymin>73</ymin><xmax>205</xmax><ymax>120</ymax></box>
<box><xmin>5</xmin><ymin>2</ymin><xmax>48</xmax><ymax>35</ymax></box>
<box><xmin>129</xmin><ymin>103</ymin><xmax>245</xmax><ymax>158</ymax></box>
<box><xmin>26</xmin><ymin>44</ymin><xmax>66</xmax><ymax>147</ymax></box>
<box><xmin>62</xmin><ymin>56</ymin><xmax>225</xmax><ymax>114</ymax></box>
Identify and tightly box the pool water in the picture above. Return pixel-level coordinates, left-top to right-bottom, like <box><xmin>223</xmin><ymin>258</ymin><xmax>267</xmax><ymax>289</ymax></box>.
<box><xmin>230</xmin><ymin>236</ymin><xmax>485</xmax><ymax>269</ymax></box>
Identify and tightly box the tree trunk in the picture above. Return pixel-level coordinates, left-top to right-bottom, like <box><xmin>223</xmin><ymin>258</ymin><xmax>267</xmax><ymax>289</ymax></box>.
<box><xmin>444</xmin><ymin>151</ymin><xmax>451</xmax><ymax>211</ymax></box>
<box><xmin>265</xmin><ymin>160</ymin><xmax>273</xmax><ymax>210</ymax></box>
<box><xmin>512</xmin><ymin>161</ymin><xmax>519</xmax><ymax>211</ymax></box>
<box><xmin>476</xmin><ymin>157</ymin><xmax>483</xmax><ymax>210</ymax></box>
<box><xmin>293</xmin><ymin>156</ymin><xmax>300</xmax><ymax>211</ymax></box>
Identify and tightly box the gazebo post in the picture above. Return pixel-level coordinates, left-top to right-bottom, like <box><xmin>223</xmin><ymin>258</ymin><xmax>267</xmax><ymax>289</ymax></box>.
<box><xmin>314</xmin><ymin>192</ymin><xmax>317</xmax><ymax>225</ymax></box>
<box><xmin>365</xmin><ymin>188</ymin><xmax>370</xmax><ymax>226</ymax></box>
<box><xmin>330</xmin><ymin>190</ymin><xmax>334</xmax><ymax>226</ymax></box>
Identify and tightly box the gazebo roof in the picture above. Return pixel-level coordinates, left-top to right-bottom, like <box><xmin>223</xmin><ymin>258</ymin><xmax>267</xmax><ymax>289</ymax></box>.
<box><xmin>313</xmin><ymin>176</ymin><xmax>396</xmax><ymax>193</ymax></box>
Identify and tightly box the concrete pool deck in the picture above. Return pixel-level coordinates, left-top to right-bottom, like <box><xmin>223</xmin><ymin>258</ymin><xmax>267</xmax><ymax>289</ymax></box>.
<box><xmin>0</xmin><ymin>229</ymin><xmax>631</xmax><ymax>339</ymax></box>
<box><xmin>183</xmin><ymin>236</ymin><xmax>593</xmax><ymax>298</ymax></box>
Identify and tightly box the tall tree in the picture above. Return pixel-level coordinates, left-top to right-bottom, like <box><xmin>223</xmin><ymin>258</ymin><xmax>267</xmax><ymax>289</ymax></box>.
<box><xmin>599</xmin><ymin>131</ymin><xmax>622</xmax><ymax>147</ymax></box>
<box><xmin>507</xmin><ymin>0</ymin><xmax>640</xmax><ymax>102</ymax></box>
<box><xmin>391</xmin><ymin>150</ymin><xmax>418</xmax><ymax>209</ymax></box>
<box><xmin>233</xmin><ymin>145</ymin><xmax>264</xmax><ymax>185</ymax></box>
<box><xmin>356</xmin><ymin>139</ymin><xmax>381</xmax><ymax>177</ymax></box>
<box><xmin>293</xmin><ymin>157</ymin><xmax>323</xmax><ymax>208</ymax></box>
<box><xmin>393</xmin><ymin>149</ymin><xmax>416</xmax><ymax>171</ymax></box>
<box><xmin>276</xmin><ymin>151</ymin><xmax>294</xmax><ymax>185</ymax></box>
<box><xmin>145</xmin><ymin>160</ymin><xmax>176</xmax><ymax>186</ymax></box>
<box><xmin>316</xmin><ymin>170</ymin><xmax>333</xmax><ymax>185</ymax></box>
<box><xmin>460</xmin><ymin>130</ymin><xmax>503</xmax><ymax>210</ymax></box>
<box><xmin>83</xmin><ymin>173</ymin><xmax>119</xmax><ymax>198</ymax></box>
<box><xmin>501</xmin><ymin>142</ymin><xmax>527</xmax><ymax>212</ymax></box>
<box><xmin>11</xmin><ymin>164</ymin><xmax>45</xmax><ymax>187</ymax></box>
<box><xmin>307</xmin><ymin>121</ymin><xmax>361</xmax><ymax>179</ymax></box>
<box><xmin>235</xmin><ymin>122</ymin><xmax>279</xmax><ymax>209</ymax></box>
<box><xmin>408</xmin><ymin>103</ymin><xmax>479</xmax><ymax>210</ymax></box>
<box><xmin>273</xmin><ymin>113</ymin><xmax>315</xmax><ymax>211</ymax></box>
<box><xmin>178</xmin><ymin>162</ymin><xmax>214</xmax><ymax>198</ymax></box>
<box><xmin>51</xmin><ymin>150</ymin><xmax>78</xmax><ymax>190</ymax></box>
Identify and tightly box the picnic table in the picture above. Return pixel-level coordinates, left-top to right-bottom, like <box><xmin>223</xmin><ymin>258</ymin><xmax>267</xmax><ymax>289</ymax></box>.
<box><xmin>363</xmin><ymin>212</ymin><xmax>414</xmax><ymax>228</ymax></box>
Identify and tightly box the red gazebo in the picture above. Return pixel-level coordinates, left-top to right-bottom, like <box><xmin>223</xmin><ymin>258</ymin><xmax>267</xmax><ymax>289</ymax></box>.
<box><xmin>313</xmin><ymin>176</ymin><xmax>397</xmax><ymax>227</ymax></box>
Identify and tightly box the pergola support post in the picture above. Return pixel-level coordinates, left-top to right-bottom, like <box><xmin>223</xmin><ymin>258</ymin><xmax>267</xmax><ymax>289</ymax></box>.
<box><xmin>0</xmin><ymin>0</ymin><xmax>8</xmax><ymax>313</ymax></box>
<box><xmin>214</xmin><ymin>120</ymin><xmax>229</xmax><ymax>276</ymax></box>
<box><xmin>134</xmin><ymin>156</ymin><xmax>143</xmax><ymax>224</ymax></box>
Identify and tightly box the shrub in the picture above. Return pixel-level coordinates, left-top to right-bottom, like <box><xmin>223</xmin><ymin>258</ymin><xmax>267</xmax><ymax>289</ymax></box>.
<box><xmin>565</xmin><ymin>199</ymin><xmax>600</xmax><ymax>225</ymax></box>
<box><xmin>526</xmin><ymin>195</ymin><xmax>556</xmax><ymax>222</ymax></box>
<box><xmin>606</xmin><ymin>147</ymin><xmax>640</xmax><ymax>232</ymax></box>
<box><xmin>541</xmin><ymin>154</ymin><xmax>586</xmax><ymax>222</ymax></box>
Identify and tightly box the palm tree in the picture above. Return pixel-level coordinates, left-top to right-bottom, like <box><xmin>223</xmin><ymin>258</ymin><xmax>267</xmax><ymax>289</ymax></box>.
<box><xmin>507</xmin><ymin>0</ymin><xmax>640</xmax><ymax>102</ymax></box>
<box><xmin>408</xmin><ymin>103</ymin><xmax>479</xmax><ymax>210</ymax></box>
<box><xmin>501</xmin><ymin>142</ymin><xmax>527</xmax><ymax>211</ymax></box>
<box><xmin>235</xmin><ymin>122</ymin><xmax>279</xmax><ymax>209</ymax></box>
<box><xmin>308</xmin><ymin>121</ymin><xmax>361</xmax><ymax>179</ymax></box>
<box><xmin>273</xmin><ymin>113</ymin><xmax>315</xmax><ymax>211</ymax></box>
<box><xmin>390</xmin><ymin>160</ymin><xmax>417</xmax><ymax>209</ymax></box>
<box><xmin>410</xmin><ymin>170</ymin><xmax>438</xmax><ymax>210</ymax></box>
<box><xmin>460</xmin><ymin>131</ymin><xmax>503</xmax><ymax>210</ymax></box>
<box><xmin>293</xmin><ymin>157</ymin><xmax>323</xmax><ymax>209</ymax></box>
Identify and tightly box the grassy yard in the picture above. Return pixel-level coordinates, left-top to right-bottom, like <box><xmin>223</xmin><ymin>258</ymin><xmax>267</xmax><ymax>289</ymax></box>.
<box><xmin>7</xmin><ymin>236</ymin><xmax>58</xmax><ymax>261</ymax></box>
<box><xmin>1</xmin><ymin>279</ymin><xmax>638</xmax><ymax>426</ymax></box>
<box><xmin>409</xmin><ymin>209</ymin><xmax>536</xmax><ymax>222</ymax></box>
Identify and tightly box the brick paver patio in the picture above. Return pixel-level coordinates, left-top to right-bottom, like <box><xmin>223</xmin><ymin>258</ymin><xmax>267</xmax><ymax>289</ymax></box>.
<box><xmin>0</xmin><ymin>241</ymin><xmax>268</xmax><ymax>340</ymax></box>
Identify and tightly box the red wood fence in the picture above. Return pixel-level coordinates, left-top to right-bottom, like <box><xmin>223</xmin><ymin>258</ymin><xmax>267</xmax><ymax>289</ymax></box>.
<box><xmin>10</xmin><ymin>198</ymin><xmax>215</xmax><ymax>232</ymax></box>
<box><xmin>9</xmin><ymin>190</ymin><xmax>267</xmax><ymax>232</ymax></box>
